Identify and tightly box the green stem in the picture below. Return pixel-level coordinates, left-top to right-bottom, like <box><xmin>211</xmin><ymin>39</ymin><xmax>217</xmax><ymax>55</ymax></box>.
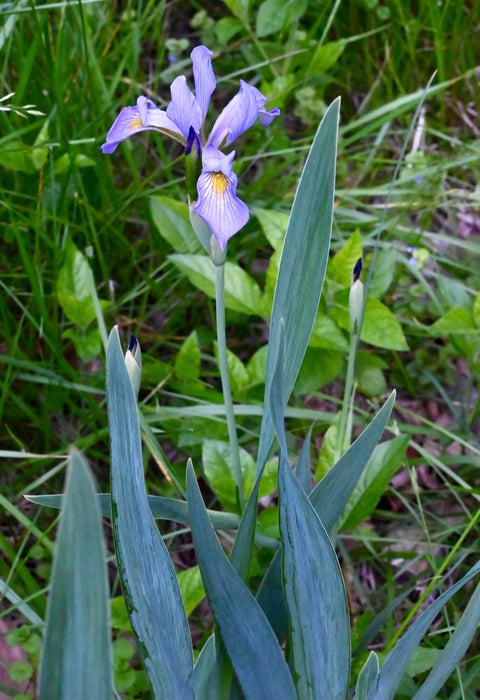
<box><xmin>335</xmin><ymin>330</ymin><xmax>358</xmax><ymax>462</ymax></box>
<box><xmin>215</xmin><ymin>263</ymin><xmax>244</xmax><ymax>508</ymax></box>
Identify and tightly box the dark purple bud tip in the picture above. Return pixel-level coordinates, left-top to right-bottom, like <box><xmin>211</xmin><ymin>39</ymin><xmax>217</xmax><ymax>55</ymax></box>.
<box><xmin>353</xmin><ymin>257</ymin><xmax>362</xmax><ymax>282</ymax></box>
<box><xmin>185</xmin><ymin>126</ymin><xmax>201</xmax><ymax>158</ymax></box>
<box><xmin>128</xmin><ymin>335</ymin><xmax>138</xmax><ymax>353</ymax></box>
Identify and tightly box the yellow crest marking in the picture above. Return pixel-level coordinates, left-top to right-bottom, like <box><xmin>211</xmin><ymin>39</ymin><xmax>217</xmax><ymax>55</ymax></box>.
<box><xmin>210</xmin><ymin>171</ymin><xmax>228</xmax><ymax>196</ymax></box>
<box><xmin>129</xmin><ymin>118</ymin><xmax>143</xmax><ymax>130</ymax></box>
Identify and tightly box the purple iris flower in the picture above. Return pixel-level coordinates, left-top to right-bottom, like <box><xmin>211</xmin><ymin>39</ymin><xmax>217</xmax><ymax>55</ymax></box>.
<box><xmin>101</xmin><ymin>45</ymin><xmax>280</xmax><ymax>251</ymax></box>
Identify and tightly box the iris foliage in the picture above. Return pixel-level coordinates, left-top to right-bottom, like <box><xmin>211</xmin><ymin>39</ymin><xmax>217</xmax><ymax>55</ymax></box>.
<box><xmin>2</xmin><ymin>1</ymin><xmax>480</xmax><ymax>698</ymax></box>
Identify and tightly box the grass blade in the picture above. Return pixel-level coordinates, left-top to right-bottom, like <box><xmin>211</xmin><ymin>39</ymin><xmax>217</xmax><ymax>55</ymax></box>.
<box><xmin>412</xmin><ymin>581</ymin><xmax>480</xmax><ymax>700</ymax></box>
<box><xmin>39</xmin><ymin>448</ymin><xmax>112</xmax><ymax>700</ymax></box>
<box><xmin>107</xmin><ymin>326</ymin><xmax>194</xmax><ymax>699</ymax></box>
<box><xmin>368</xmin><ymin>560</ymin><xmax>480</xmax><ymax>700</ymax></box>
<box><xmin>279</xmin><ymin>454</ymin><xmax>350</xmax><ymax>699</ymax></box>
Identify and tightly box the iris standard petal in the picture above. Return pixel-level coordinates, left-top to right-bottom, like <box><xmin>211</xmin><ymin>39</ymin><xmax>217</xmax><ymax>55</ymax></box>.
<box><xmin>191</xmin><ymin>45</ymin><xmax>216</xmax><ymax>119</ymax></box>
<box><xmin>193</xmin><ymin>147</ymin><xmax>249</xmax><ymax>250</ymax></box>
<box><xmin>207</xmin><ymin>79</ymin><xmax>279</xmax><ymax>149</ymax></box>
<box><xmin>258</xmin><ymin>105</ymin><xmax>281</xmax><ymax>126</ymax></box>
<box><xmin>166</xmin><ymin>75</ymin><xmax>203</xmax><ymax>139</ymax></box>
<box><xmin>101</xmin><ymin>96</ymin><xmax>184</xmax><ymax>153</ymax></box>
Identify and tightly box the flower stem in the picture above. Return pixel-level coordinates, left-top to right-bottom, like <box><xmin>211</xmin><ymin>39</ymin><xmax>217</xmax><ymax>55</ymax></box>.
<box><xmin>335</xmin><ymin>330</ymin><xmax>358</xmax><ymax>462</ymax></box>
<box><xmin>215</xmin><ymin>262</ymin><xmax>244</xmax><ymax>508</ymax></box>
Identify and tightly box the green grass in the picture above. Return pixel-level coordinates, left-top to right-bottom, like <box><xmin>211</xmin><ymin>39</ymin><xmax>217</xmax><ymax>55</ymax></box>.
<box><xmin>1</xmin><ymin>0</ymin><xmax>480</xmax><ymax>697</ymax></box>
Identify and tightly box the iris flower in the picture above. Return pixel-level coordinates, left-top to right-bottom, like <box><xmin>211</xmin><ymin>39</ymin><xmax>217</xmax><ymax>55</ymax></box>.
<box><xmin>101</xmin><ymin>46</ymin><xmax>280</xmax><ymax>250</ymax></box>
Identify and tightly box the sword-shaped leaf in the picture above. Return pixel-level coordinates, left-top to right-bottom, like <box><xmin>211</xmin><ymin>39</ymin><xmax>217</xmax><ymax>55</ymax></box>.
<box><xmin>39</xmin><ymin>448</ymin><xmax>112</xmax><ymax>700</ymax></box>
<box><xmin>107</xmin><ymin>326</ymin><xmax>194</xmax><ymax>699</ymax></box>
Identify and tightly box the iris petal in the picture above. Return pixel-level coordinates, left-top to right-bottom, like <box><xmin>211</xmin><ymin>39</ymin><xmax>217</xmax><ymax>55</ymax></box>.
<box><xmin>193</xmin><ymin>146</ymin><xmax>249</xmax><ymax>250</ymax></box>
<box><xmin>191</xmin><ymin>45</ymin><xmax>216</xmax><ymax>119</ymax></box>
<box><xmin>101</xmin><ymin>96</ymin><xmax>184</xmax><ymax>153</ymax></box>
<box><xmin>166</xmin><ymin>76</ymin><xmax>203</xmax><ymax>139</ymax></box>
<box><xmin>207</xmin><ymin>80</ymin><xmax>279</xmax><ymax>149</ymax></box>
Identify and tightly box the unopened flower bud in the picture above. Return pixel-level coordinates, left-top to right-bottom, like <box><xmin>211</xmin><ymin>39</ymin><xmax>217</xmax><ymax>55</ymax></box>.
<box><xmin>125</xmin><ymin>335</ymin><xmax>142</xmax><ymax>398</ymax></box>
<box><xmin>349</xmin><ymin>258</ymin><xmax>364</xmax><ymax>335</ymax></box>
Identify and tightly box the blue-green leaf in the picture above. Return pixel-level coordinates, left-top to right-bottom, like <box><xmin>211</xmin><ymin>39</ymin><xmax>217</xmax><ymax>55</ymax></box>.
<box><xmin>107</xmin><ymin>327</ymin><xmax>194</xmax><ymax>699</ymax></box>
<box><xmin>310</xmin><ymin>391</ymin><xmax>396</xmax><ymax>533</ymax></box>
<box><xmin>39</xmin><ymin>448</ymin><xmax>112</xmax><ymax>700</ymax></box>
<box><xmin>279</xmin><ymin>455</ymin><xmax>350</xmax><ymax>699</ymax></box>
<box><xmin>257</xmin><ymin>97</ymin><xmax>340</xmax><ymax>474</ymax></box>
<box><xmin>356</xmin><ymin>652</ymin><xmax>379</xmax><ymax>700</ymax></box>
<box><xmin>186</xmin><ymin>462</ymin><xmax>297</xmax><ymax>700</ymax></box>
<box><xmin>256</xmin><ymin>392</ymin><xmax>395</xmax><ymax>641</ymax></box>
<box><xmin>25</xmin><ymin>492</ymin><xmax>241</xmax><ymax>532</ymax></box>
<box><xmin>229</xmin><ymin>99</ymin><xmax>340</xmax><ymax>584</ymax></box>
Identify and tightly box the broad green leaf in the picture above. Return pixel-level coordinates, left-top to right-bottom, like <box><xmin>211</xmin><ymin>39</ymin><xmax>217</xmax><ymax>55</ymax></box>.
<box><xmin>215</xmin><ymin>16</ymin><xmax>243</xmax><ymax>44</ymax></box>
<box><xmin>107</xmin><ymin>327</ymin><xmax>194</xmax><ymax>699</ymax></box>
<box><xmin>367</xmin><ymin>247</ymin><xmax>396</xmax><ymax>300</ymax></box>
<box><xmin>246</xmin><ymin>345</ymin><xmax>268</xmax><ymax>387</ymax></box>
<box><xmin>186</xmin><ymin>463</ymin><xmax>297</xmax><ymax>700</ymax></box>
<box><xmin>256</xmin><ymin>0</ymin><xmax>289</xmax><ymax>38</ymax></box>
<box><xmin>427</xmin><ymin>306</ymin><xmax>477</xmax><ymax>336</ymax></box>
<box><xmin>341</xmin><ymin>435</ymin><xmax>409</xmax><ymax>530</ymax></box>
<box><xmin>57</xmin><ymin>240</ymin><xmax>109</xmax><ymax>327</ymax></box>
<box><xmin>54</xmin><ymin>152</ymin><xmax>96</xmax><ymax>174</ymax></box>
<box><xmin>202</xmin><ymin>440</ymin><xmax>277</xmax><ymax>512</ymax></box>
<box><xmin>437</xmin><ymin>273</ymin><xmax>471</xmax><ymax>311</ymax></box>
<box><xmin>309</xmin><ymin>313</ymin><xmax>348</xmax><ymax>351</ymax></box>
<box><xmin>63</xmin><ymin>327</ymin><xmax>101</xmax><ymax>362</ymax></box>
<box><xmin>0</xmin><ymin>139</ymin><xmax>34</xmax><ymax>172</ymax></box>
<box><xmin>254</xmin><ymin>207</ymin><xmax>289</xmax><ymax>249</ymax></box>
<box><xmin>150</xmin><ymin>196</ymin><xmax>202</xmax><ymax>253</ymax></box>
<box><xmin>214</xmin><ymin>343</ymin><xmax>250</xmax><ymax>395</ymax></box>
<box><xmin>177</xmin><ymin>566</ymin><xmax>205</xmax><ymax>617</ymax></box>
<box><xmin>279</xmin><ymin>455</ymin><xmax>350</xmax><ymax>699</ymax></box>
<box><xmin>31</xmin><ymin>119</ymin><xmax>49</xmax><ymax>170</ymax></box>
<box><xmin>327</xmin><ymin>229</ymin><xmax>362</xmax><ymax>287</ymax></box>
<box><xmin>221</xmin><ymin>0</ymin><xmax>249</xmax><ymax>22</ymax></box>
<box><xmin>307</xmin><ymin>38</ymin><xmax>348</xmax><ymax>75</ymax></box>
<box><xmin>412</xmin><ymin>582</ymin><xmax>480</xmax><ymax>700</ymax></box>
<box><xmin>316</xmin><ymin>413</ymin><xmax>344</xmax><ymax>478</ymax></box>
<box><xmin>295</xmin><ymin>347</ymin><xmax>343</xmax><ymax>394</ymax></box>
<box><xmin>169</xmin><ymin>254</ymin><xmax>265</xmax><ymax>316</ymax></box>
<box><xmin>368</xmin><ymin>560</ymin><xmax>480</xmax><ymax>700</ymax></box>
<box><xmin>39</xmin><ymin>449</ymin><xmax>112</xmax><ymax>700</ymax></box>
<box><xmin>358</xmin><ymin>366</ymin><xmax>387</xmax><ymax>396</ymax></box>
<box><xmin>359</xmin><ymin>298</ymin><xmax>409</xmax><ymax>350</ymax></box>
<box><xmin>174</xmin><ymin>330</ymin><xmax>201</xmax><ymax>381</ymax></box>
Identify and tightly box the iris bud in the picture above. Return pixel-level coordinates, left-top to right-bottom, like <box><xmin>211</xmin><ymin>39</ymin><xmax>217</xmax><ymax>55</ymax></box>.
<box><xmin>349</xmin><ymin>258</ymin><xmax>364</xmax><ymax>335</ymax></box>
<box><xmin>125</xmin><ymin>335</ymin><xmax>142</xmax><ymax>398</ymax></box>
